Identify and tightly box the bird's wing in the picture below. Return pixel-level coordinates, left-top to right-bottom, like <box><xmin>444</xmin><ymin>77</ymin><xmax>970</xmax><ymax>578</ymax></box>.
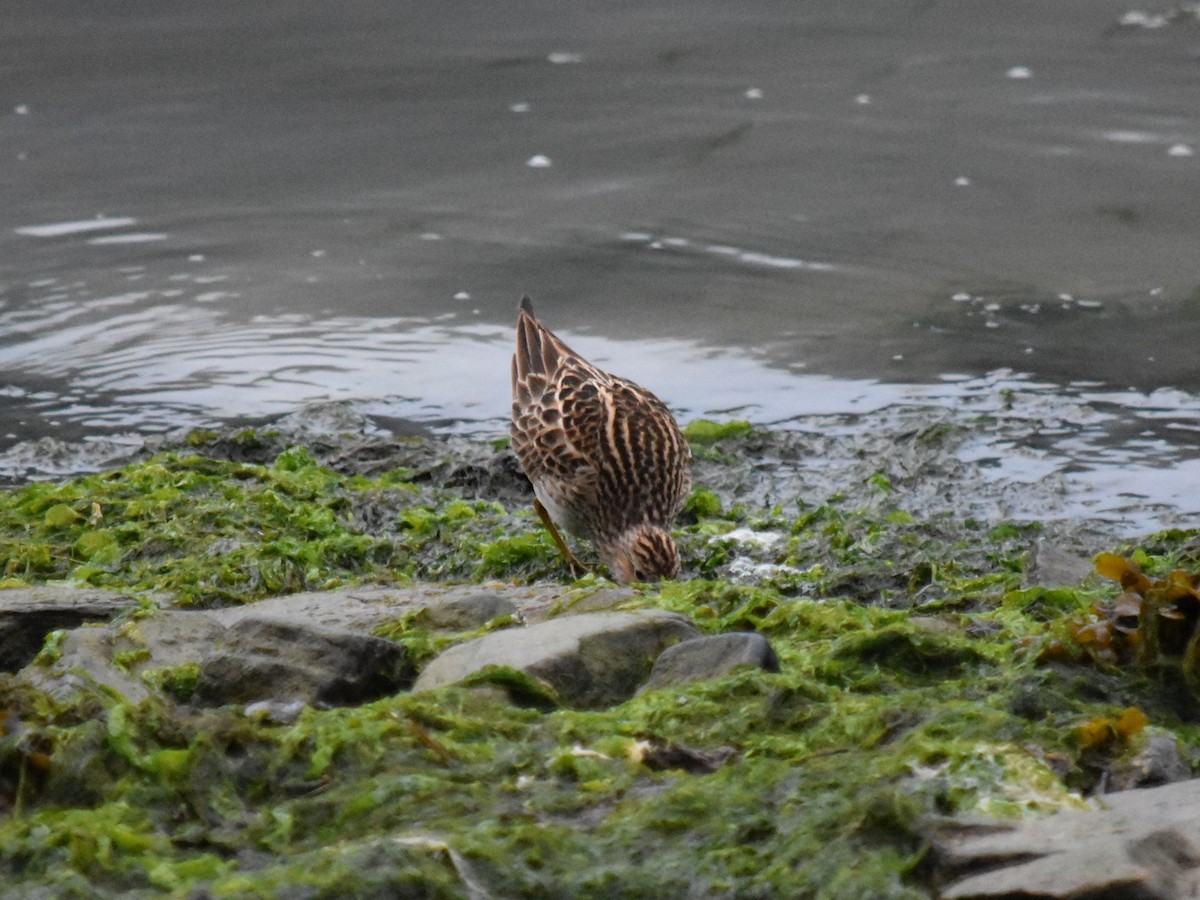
<box><xmin>511</xmin><ymin>353</ymin><xmax>604</xmax><ymax>528</ymax></box>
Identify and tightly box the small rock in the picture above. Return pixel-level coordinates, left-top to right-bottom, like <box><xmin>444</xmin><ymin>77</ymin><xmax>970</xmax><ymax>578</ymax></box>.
<box><xmin>272</xmin><ymin>400</ymin><xmax>378</xmax><ymax>438</ymax></box>
<box><xmin>639</xmin><ymin>632</ymin><xmax>779</xmax><ymax>693</ymax></box>
<box><xmin>443</xmin><ymin>449</ymin><xmax>532</xmax><ymax>503</ymax></box>
<box><xmin>422</xmin><ymin>592</ymin><xmax>518</xmax><ymax>631</ymax></box>
<box><xmin>209</xmin><ymin>583</ymin><xmax>560</xmax><ymax>632</ymax></box>
<box><xmin>196</xmin><ymin>618</ymin><xmax>412</xmax><ymax>707</ymax></box>
<box><xmin>1110</xmin><ymin>734</ymin><xmax>1192</xmax><ymax>791</ymax></box>
<box><xmin>909</xmin><ymin>616</ymin><xmax>964</xmax><ymax>636</ymax></box>
<box><xmin>413</xmin><ymin>610</ymin><xmax>699</xmax><ymax>709</ymax></box>
<box><xmin>636</xmin><ymin>741</ymin><xmax>738</xmax><ymax>774</ymax></box>
<box><xmin>1023</xmin><ymin>539</ymin><xmax>1095</xmax><ymax>588</ymax></box>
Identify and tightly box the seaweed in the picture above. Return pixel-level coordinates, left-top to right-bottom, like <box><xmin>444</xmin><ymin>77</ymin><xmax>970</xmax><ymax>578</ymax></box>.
<box><xmin>1</xmin><ymin>432</ymin><xmax>1199</xmax><ymax>896</ymax></box>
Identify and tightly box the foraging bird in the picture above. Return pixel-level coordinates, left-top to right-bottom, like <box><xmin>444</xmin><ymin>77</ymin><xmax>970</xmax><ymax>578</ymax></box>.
<box><xmin>510</xmin><ymin>296</ymin><xmax>691</xmax><ymax>582</ymax></box>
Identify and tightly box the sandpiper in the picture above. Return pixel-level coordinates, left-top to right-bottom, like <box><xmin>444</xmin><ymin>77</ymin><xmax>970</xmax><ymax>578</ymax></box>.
<box><xmin>510</xmin><ymin>296</ymin><xmax>691</xmax><ymax>582</ymax></box>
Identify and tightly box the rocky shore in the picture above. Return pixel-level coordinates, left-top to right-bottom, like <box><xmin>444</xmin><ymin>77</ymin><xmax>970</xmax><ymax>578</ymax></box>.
<box><xmin>2</xmin><ymin>403</ymin><xmax>1199</xmax><ymax>898</ymax></box>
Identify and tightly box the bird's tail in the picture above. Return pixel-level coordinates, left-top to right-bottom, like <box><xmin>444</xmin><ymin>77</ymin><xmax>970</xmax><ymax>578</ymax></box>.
<box><xmin>514</xmin><ymin>295</ymin><xmax>565</xmax><ymax>378</ymax></box>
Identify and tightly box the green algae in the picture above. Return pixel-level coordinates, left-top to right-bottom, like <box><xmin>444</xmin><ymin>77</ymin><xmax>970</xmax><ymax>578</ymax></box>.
<box><xmin>373</xmin><ymin>607</ymin><xmax>521</xmax><ymax>673</ymax></box>
<box><xmin>683</xmin><ymin>420</ymin><xmax>755</xmax><ymax>465</ymax></box>
<box><xmin>2</xmin><ymin>574</ymin><xmax>1198</xmax><ymax>897</ymax></box>
<box><xmin>0</xmin><ymin>448</ymin><xmax>551</xmax><ymax>605</ymax></box>
<box><xmin>141</xmin><ymin>664</ymin><xmax>201</xmax><ymax>703</ymax></box>
<box><xmin>32</xmin><ymin>629</ymin><xmax>67</xmax><ymax>667</ymax></box>
<box><xmin>683</xmin><ymin>419</ymin><xmax>754</xmax><ymax>446</ymax></box>
<box><xmin>682</xmin><ymin>487</ymin><xmax>724</xmax><ymax>520</ymax></box>
<box><xmin>2</xmin><ymin>436</ymin><xmax>1200</xmax><ymax>896</ymax></box>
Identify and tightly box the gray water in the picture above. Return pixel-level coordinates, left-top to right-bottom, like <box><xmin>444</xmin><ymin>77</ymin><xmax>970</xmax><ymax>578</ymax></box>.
<box><xmin>2</xmin><ymin>0</ymin><xmax>1200</xmax><ymax>528</ymax></box>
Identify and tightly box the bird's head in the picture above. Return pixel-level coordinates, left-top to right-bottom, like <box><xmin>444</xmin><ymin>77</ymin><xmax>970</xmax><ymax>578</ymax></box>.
<box><xmin>603</xmin><ymin>524</ymin><xmax>681</xmax><ymax>583</ymax></box>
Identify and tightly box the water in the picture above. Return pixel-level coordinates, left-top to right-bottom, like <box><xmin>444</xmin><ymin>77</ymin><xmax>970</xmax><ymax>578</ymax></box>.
<box><xmin>2</xmin><ymin>0</ymin><xmax>1199</xmax><ymax>530</ymax></box>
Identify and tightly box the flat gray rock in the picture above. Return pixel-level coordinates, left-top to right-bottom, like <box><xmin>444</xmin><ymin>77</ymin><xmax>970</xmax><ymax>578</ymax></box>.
<box><xmin>639</xmin><ymin>632</ymin><xmax>779</xmax><ymax>693</ymax></box>
<box><xmin>209</xmin><ymin>586</ymin><xmax>416</xmax><ymax>631</ymax></box>
<box><xmin>932</xmin><ymin>778</ymin><xmax>1200</xmax><ymax>899</ymax></box>
<box><xmin>421</xmin><ymin>592</ymin><xmax>519</xmax><ymax>631</ymax></box>
<box><xmin>0</xmin><ymin>585</ymin><xmax>140</xmax><ymax>672</ymax></box>
<box><xmin>413</xmin><ymin>610</ymin><xmax>700</xmax><ymax>708</ymax></box>
<box><xmin>196</xmin><ymin>617</ymin><xmax>412</xmax><ymax>707</ymax></box>
<box><xmin>208</xmin><ymin>583</ymin><xmax>569</xmax><ymax>631</ymax></box>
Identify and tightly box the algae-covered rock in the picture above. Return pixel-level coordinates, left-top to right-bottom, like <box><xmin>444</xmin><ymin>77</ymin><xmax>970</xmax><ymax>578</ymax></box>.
<box><xmin>638</xmin><ymin>631</ymin><xmax>779</xmax><ymax>694</ymax></box>
<box><xmin>196</xmin><ymin>617</ymin><xmax>412</xmax><ymax>707</ymax></box>
<box><xmin>21</xmin><ymin>610</ymin><xmax>225</xmax><ymax>705</ymax></box>
<box><xmin>413</xmin><ymin>610</ymin><xmax>699</xmax><ymax>708</ymax></box>
<box><xmin>22</xmin><ymin>625</ymin><xmax>146</xmax><ymax>703</ymax></box>
<box><xmin>0</xmin><ymin>585</ymin><xmax>140</xmax><ymax>672</ymax></box>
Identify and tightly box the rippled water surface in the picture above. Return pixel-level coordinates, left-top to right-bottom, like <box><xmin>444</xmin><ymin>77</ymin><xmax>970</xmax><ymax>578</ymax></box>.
<box><xmin>3</xmin><ymin>0</ymin><xmax>1199</xmax><ymax>528</ymax></box>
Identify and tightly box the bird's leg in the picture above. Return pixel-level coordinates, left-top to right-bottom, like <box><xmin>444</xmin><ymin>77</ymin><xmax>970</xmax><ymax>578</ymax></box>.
<box><xmin>533</xmin><ymin>498</ymin><xmax>589</xmax><ymax>578</ymax></box>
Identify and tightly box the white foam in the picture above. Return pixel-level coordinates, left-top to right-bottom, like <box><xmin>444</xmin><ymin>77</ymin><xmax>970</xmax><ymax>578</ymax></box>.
<box><xmin>737</xmin><ymin>252</ymin><xmax>803</xmax><ymax>269</ymax></box>
<box><xmin>87</xmin><ymin>233</ymin><xmax>167</xmax><ymax>245</ymax></box>
<box><xmin>16</xmin><ymin>217</ymin><xmax>138</xmax><ymax>238</ymax></box>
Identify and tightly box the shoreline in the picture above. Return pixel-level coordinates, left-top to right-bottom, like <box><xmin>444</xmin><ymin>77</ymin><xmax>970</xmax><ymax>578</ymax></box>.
<box><xmin>1</xmin><ymin>395</ymin><xmax>1191</xmax><ymax>541</ymax></box>
<box><xmin>2</xmin><ymin>403</ymin><xmax>1199</xmax><ymax>896</ymax></box>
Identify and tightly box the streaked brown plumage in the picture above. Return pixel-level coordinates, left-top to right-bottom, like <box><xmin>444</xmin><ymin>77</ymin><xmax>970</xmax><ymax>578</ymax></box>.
<box><xmin>511</xmin><ymin>296</ymin><xmax>691</xmax><ymax>582</ymax></box>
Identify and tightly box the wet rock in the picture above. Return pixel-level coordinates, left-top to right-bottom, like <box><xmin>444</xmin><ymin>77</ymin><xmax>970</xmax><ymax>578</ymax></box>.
<box><xmin>272</xmin><ymin>401</ymin><xmax>386</xmax><ymax>439</ymax></box>
<box><xmin>195</xmin><ymin>618</ymin><xmax>412</xmax><ymax>707</ymax></box>
<box><xmin>639</xmin><ymin>632</ymin><xmax>779</xmax><ymax>693</ymax></box>
<box><xmin>1022</xmin><ymin>538</ymin><xmax>1096</xmax><ymax>589</ymax></box>
<box><xmin>0</xmin><ymin>433</ymin><xmax>158</xmax><ymax>484</ymax></box>
<box><xmin>422</xmin><ymin>592</ymin><xmax>519</xmax><ymax>631</ymax></box>
<box><xmin>443</xmin><ymin>448</ymin><xmax>534</xmax><ymax>503</ymax></box>
<box><xmin>1109</xmin><ymin>734</ymin><xmax>1193</xmax><ymax>792</ymax></box>
<box><xmin>0</xmin><ymin>585</ymin><xmax>140</xmax><ymax>672</ymax></box>
<box><xmin>929</xmin><ymin>778</ymin><xmax>1200</xmax><ymax>899</ymax></box>
<box><xmin>413</xmin><ymin>610</ymin><xmax>699</xmax><ymax>708</ymax></box>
